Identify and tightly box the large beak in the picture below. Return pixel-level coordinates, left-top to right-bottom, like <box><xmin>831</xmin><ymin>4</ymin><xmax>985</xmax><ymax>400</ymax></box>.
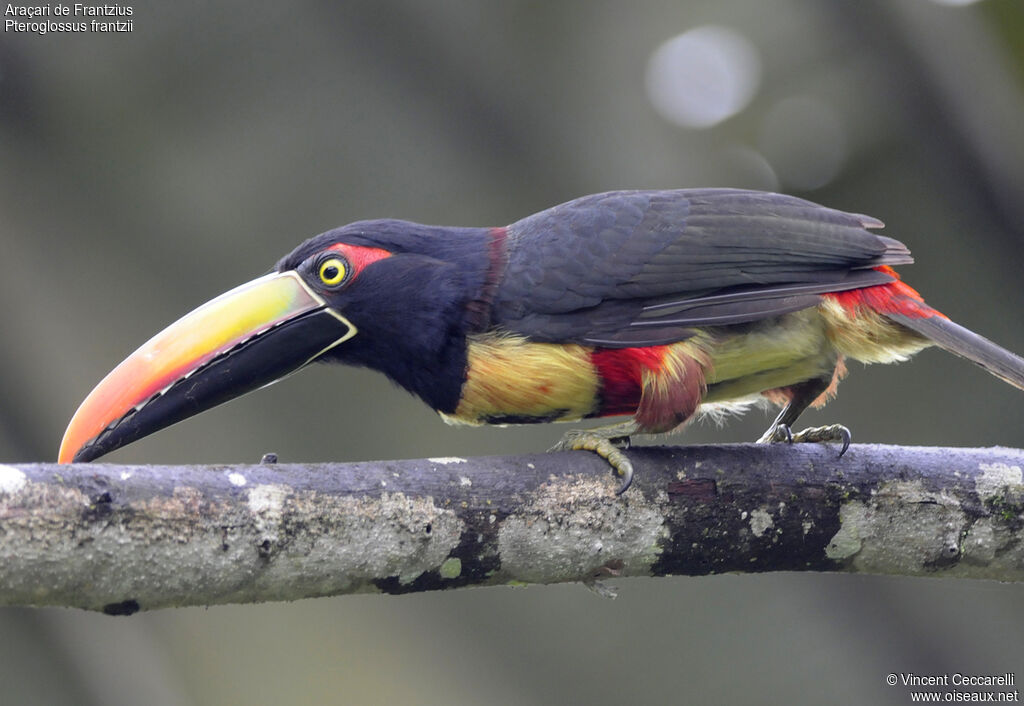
<box><xmin>59</xmin><ymin>271</ymin><xmax>356</xmax><ymax>463</ymax></box>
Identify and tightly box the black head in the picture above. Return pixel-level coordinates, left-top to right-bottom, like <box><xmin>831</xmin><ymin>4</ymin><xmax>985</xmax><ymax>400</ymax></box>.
<box><xmin>276</xmin><ymin>219</ymin><xmax>494</xmax><ymax>410</ymax></box>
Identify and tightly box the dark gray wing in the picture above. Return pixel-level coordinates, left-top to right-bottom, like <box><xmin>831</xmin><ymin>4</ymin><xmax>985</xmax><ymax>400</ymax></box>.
<box><xmin>490</xmin><ymin>189</ymin><xmax>911</xmax><ymax>347</ymax></box>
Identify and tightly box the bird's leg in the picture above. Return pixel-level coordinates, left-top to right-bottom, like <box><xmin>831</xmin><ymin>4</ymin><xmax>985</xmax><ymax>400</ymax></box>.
<box><xmin>551</xmin><ymin>420</ymin><xmax>641</xmax><ymax>495</ymax></box>
<box><xmin>757</xmin><ymin>376</ymin><xmax>851</xmax><ymax>455</ymax></box>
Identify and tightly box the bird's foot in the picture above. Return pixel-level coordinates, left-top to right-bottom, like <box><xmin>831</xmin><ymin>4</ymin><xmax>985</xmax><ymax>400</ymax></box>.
<box><xmin>758</xmin><ymin>424</ymin><xmax>793</xmax><ymax>444</ymax></box>
<box><xmin>757</xmin><ymin>423</ymin><xmax>851</xmax><ymax>456</ymax></box>
<box><xmin>583</xmin><ymin>579</ymin><xmax>619</xmax><ymax>599</ymax></box>
<box><xmin>551</xmin><ymin>425</ymin><xmax>637</xmax><ymax>494</ymax></box>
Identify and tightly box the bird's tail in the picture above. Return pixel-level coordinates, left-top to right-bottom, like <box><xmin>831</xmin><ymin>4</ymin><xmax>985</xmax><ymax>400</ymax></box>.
<box><xmin>885</xmin><ymin>311</ymin><xmax>1024</xmax><ymax>391</ymax></box>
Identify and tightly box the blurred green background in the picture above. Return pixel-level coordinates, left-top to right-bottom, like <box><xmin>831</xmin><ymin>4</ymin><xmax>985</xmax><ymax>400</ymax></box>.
<box><xmin>3</xmin><ymin>0</ymin><xmax>1024</xmax><ymax>704</ymax></box>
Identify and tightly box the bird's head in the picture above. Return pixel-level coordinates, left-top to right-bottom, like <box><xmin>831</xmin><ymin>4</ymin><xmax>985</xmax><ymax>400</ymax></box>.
<box><xmin>58</xmin><ymin>220</ymin><xmax>490</xmax><ymax>464</ymax></box>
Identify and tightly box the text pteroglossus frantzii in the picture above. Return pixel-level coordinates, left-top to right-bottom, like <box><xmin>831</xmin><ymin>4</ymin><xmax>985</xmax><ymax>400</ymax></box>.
<box><xmin>59</xmin><ymin>189</ymin><xmax>1024</xmax><ymax>491</ymax></box>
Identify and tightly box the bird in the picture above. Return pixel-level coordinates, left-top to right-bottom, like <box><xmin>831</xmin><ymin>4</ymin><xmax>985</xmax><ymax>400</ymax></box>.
<box><xmin>58</xmin><ymin>189</ymin><xmax>1024</xmax><ymax>492</ymax></box>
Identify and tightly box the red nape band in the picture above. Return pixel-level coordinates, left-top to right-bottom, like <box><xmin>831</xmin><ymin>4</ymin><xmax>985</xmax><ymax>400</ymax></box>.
<box><xmin>590</xmin><ymin>346</ymin><xmax>671</xmax><ymax>416</ymax></box>
<box><xmin>826</xmin><ymin>266</ymin><xmax>945</xmax><ymax>320</ymax></box>
<box><xmin>466</xmin><ymin>227</ymin><xmax>508</xmax><ymax>331</ymax></box>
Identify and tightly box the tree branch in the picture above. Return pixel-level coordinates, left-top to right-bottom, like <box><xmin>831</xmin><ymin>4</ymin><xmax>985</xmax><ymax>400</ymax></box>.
<box><xmin>2</xmin><ymin>444</ymin><xmax>1022</xmax><ymax>614</ymax></box>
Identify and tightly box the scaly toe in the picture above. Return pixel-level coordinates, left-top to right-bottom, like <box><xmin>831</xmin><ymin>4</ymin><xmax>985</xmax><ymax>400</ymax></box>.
<box><xmin>789</xmin><ymin>424</ymin><xmax>851</xmax><ymax>455</ymax></box>
<box><xmin>551</xmin><ymin>432</ymin><xmax>635</xmax><ymax>494</ymax></box>
<box><xmin>572</xmin><ymin>436</ymin><xmax>635</xmax><ymax>494</ymax></box>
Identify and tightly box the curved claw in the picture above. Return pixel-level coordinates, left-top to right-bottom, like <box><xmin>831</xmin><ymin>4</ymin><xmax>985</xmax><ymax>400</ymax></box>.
<box><xmin>551</xmin><ymin>431</ymin><xmax>634</xmax><ymax>494</ymax></box>
<box><xmin>837</xmin><ymin>426</ymin><xmax>851</xmax><ymax>456</ymax></box>
<box><xmin>758</xmin><ymin>422</ymin><xmax>851</xmax><ymax>456</ymax></box>
<box><xmin>578</xmin><ymin>436</ymin><xmax>634</xmax><ymax>495</ymax></box>
<box><xmin>614</xmin><ymin>460</ymin><xmax>634</xmax><ymax>495</ymax></box>
<box><xmin>789</xmin><ymin>424</ymin><xmax>852</xmax><ymax>455</ymax></box>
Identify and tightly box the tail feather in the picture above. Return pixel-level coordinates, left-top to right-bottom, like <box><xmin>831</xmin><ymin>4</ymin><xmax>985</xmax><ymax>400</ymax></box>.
<box><xmin>886</xmin><ymin>312</ymin><xmax>1024</xmax><ymax>391</ymax></box>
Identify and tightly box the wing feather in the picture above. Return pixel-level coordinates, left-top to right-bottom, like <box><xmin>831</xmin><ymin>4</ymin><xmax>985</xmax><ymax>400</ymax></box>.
<box><xmin>490</xmin><ymin>189</ymin><xmax>910</xmax><ymax>347</ymax></box>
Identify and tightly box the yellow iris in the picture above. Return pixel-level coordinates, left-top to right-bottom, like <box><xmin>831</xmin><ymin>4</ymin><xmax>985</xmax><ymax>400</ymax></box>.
<box><xmin>318</xmin><ymin>257</ymin><xmax>348</xmax><ymax>286</ymax></box>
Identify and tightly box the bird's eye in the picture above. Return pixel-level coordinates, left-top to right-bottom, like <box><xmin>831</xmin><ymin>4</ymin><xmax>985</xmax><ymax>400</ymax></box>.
<box><xmin>317</xmin><ymin>256</ymin><xmax>349</xmax><ymax>287</ymax></box>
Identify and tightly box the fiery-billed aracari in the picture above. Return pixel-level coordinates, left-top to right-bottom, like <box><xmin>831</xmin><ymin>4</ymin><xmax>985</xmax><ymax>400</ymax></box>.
<box><xmin>59</xmin><ymin>189</ymin><xmax>1024</xmax><ymax>492</ymax></box>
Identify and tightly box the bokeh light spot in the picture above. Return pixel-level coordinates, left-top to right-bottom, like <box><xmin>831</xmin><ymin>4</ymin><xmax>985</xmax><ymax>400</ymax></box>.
<box><xmin>646</xmin><ymin>26</ymin><xmax>762</xmax><ymax>129</ymax></box>
<box><xmin>721</xmin><ymin>145</ymin><xmax>779</xmax><ymax>192</ymax></box>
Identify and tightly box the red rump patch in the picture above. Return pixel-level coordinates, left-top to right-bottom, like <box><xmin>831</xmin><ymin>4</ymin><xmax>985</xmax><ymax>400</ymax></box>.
<box><xmin>826</xmin><ymin>266</ymin><xmax>944</xmax><ymax>320</ymax></box>
<box><xmin>327</xmin><ymin>242</ymin><xmax>392</xmax><ymax>279</ymax></box>
<box><xmin>590</xmin><ymin>346</ymin><xmax>671</xmax><ymax>416</ymax></box>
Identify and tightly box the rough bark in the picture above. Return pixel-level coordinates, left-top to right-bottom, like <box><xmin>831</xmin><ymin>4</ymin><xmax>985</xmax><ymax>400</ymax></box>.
<box><xmin>1</xmin><ymin>444</ymin><xmax>1022</xmax><ymax>614</ymax></box>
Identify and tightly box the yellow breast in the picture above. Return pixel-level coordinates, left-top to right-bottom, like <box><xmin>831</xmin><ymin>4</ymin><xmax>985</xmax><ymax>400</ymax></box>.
<box><xmin>442</xmin><ymin>333</ymin><xmax>600</xmax><ymax>426</ymax></box>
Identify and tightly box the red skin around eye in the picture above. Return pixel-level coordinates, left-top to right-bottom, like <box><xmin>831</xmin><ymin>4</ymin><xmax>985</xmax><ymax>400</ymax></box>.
<box><xmin>326</xmin><ymin>243</ymin><xmax>392</xmax><ymax>279</ymax></box>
